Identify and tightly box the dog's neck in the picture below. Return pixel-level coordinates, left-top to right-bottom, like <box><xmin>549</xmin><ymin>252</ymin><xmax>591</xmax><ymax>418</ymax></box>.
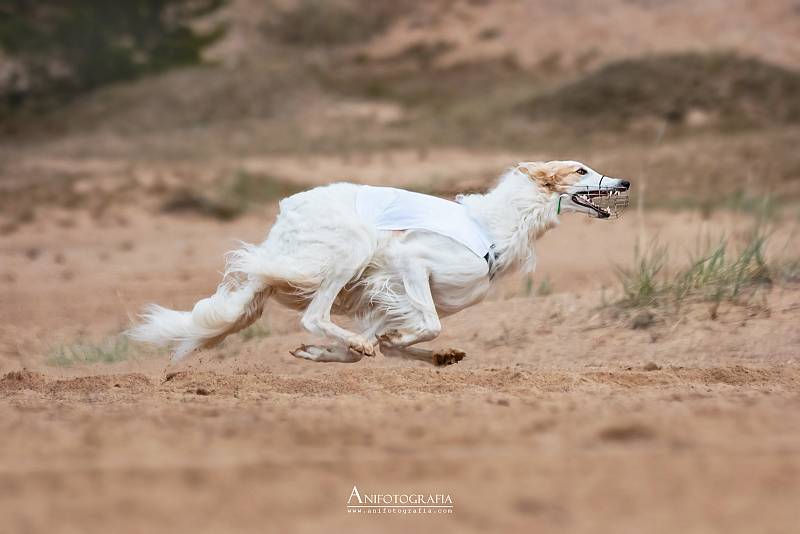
<box><xmin>458</xmin><ymin>169</ymin><xmax>560</xmax><ymax>275</ymax></box>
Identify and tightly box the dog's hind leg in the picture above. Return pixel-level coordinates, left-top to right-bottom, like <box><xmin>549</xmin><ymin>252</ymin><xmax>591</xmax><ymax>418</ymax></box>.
<box><xmin>381</xmin><ymin>345</ymin><xmax>466</xmax><ymax>366</ymax></box>
<box><xmin>298</xmin><ymin>273</ymin><xmax>376</xmax><ymax>358</ymax></box>
<box><xmin>290</xmin><ymin>344</ymin><xmax>363</xmax><ymax>363</ymax></box>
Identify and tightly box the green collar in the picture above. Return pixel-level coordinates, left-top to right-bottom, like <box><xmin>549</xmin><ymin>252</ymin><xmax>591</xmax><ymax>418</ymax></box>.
<box><xmin>557</xmin><ymin>195</ymin><xmax>562</xmax><ymax>215</ymax></box>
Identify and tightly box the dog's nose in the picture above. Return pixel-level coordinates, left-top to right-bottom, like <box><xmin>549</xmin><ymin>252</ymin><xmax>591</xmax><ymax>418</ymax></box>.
<box><xmin>620</xmin><ymin>180</ymin><xmax>631</xmax><ymax>190</ymax></box>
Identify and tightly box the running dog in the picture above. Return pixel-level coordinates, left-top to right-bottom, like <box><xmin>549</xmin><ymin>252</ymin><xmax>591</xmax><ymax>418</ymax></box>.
<box><xmin>130</xmin><ymin>161</ymin><xmax>630</xmax><ymax>365</ymax></box>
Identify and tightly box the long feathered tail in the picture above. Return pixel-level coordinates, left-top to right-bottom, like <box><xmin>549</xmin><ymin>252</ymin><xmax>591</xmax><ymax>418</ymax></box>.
<box><xmin>127</xmin><ymin>244</ymin><xmax>272</xmax><ymax>361</ymax></box>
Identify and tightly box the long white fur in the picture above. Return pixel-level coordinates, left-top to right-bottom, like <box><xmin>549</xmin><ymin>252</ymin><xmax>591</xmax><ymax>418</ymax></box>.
<box><xmin>128</xmin><ymin>161</ymin><xmax>625</xmax><ymax>363</ymax></box>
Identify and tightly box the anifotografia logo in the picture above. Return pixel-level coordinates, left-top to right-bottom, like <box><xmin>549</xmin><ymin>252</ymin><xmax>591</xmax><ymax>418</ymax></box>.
<box><xmin>346</xmin><ymin>485</ymin><xmax>454</xmax><ymax>514</ymax></box>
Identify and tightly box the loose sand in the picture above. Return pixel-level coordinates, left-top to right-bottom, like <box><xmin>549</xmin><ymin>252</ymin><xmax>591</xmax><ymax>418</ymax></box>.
<box><xmin>1</xmin><ymin>201</ymin><xmax>799</xmax><ymax>534</ymax></box>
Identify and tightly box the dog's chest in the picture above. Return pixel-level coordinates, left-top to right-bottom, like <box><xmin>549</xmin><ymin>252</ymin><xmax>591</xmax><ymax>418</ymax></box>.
<box><xmin>430</xmin><ymin>270</ymin><xmax>491</xmax><ymax>315</ymax></box>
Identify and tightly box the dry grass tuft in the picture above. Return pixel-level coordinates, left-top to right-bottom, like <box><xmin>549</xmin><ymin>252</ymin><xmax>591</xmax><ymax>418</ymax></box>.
<box><xmin>47</xmin><ymin>336</ymin><xmax>134</xmax><ymax>367</ymax></box>
<box><xmin>614</xmin><ymin>225</ymin><xmax>785</xmax><ymax>320</ymax></box>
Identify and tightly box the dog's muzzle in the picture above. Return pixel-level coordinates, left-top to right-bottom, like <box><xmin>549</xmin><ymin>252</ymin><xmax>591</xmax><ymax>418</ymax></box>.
<box><xmin>571</xmin><ymin>183</ymin><xmax>631</xmax><ymax>219</ymax></box>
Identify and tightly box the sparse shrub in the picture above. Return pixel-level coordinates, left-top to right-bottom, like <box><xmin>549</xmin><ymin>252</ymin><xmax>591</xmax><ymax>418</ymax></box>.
<box><xmin>677</xmin><ymin>227</ymin><xmax>771</xmax><ymax>309</ymax></box>
<box><xmin>630</xmin><ymin>310</ymin><xmax>655</xmax><ymax>329</ymax></box>
<box><xmin>226</xmin><ymin>170</ymin><xmax>303</xmax><ymax>205</ymax></box>
<box><xmin>524</xmin><ymin>274</ymin><xmax>553</xmax><ymax>297</ymax></box>
<box><xmin>779</xmin><ymin>260</ymin><xmax>800</xmax><ymax>283</ymax></box>
<box><xmin>162</xmin><ymin>171</ymin><xmax>304</xmax><ymax>221</ymax></box>
<box><xmin>161</xmin><ymin>189</ymin><xmax>243</xmax><ymax>221</ymax></box>
<box><xmin>616</xmin><ymin>241</ymin><xmax>666</xmax><ymax>308</ymax></box>
<box><xmin>264</xmin><ymin>0</ymin><xmax>405</xmax><ymax>47</ymax></box>
<box><xmin>239</xmin><ymin>322</ymin><xmax>270</xmax><ymax>341</ymax></box>
<box><xmin>536</xmin><ymin>276</ymin><xmax>553</xmax><ymax>297</ymax></box>
<box><xmin>391</xmin><ymin>40</ymin><xmax>456</xmax><ymax>69</ymax></box>
<box><xmin>47</xmin><ymin>336</ymin><xmax>133</xmax><ymax>367</ymax></box>
<box><xmin>524</xmin><ymin>275</ymin><xmax>533</xmax><ymax>297</ymax></box>
<box><xmin>477</xmin><ymin>27</ymin><xmax>501</xmax><ymax>41</ymax></box>
<box><xmin>778</xmin><ymin>260</ymin><xmax>800</xmax><ymax>284</ymax></box>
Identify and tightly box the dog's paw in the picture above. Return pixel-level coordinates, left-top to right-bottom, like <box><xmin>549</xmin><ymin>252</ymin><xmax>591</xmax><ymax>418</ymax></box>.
<box><xmin>347</xmin><ymin>336</ymin><xmax>375</xmax><ymax>357</ymax></box>
<box><xmin>290</xmin><ymin>344</ymin><xmax>315</xmax><ymax>361</ymax></box>
<box><xmin>432</xmin><ymin>348</ymin><xmax>466</xmax><ymax>366</ymax></box>
<box><xmin>377</xmin><ymin>330</ymin><xmax>401</xmax><ymax>346</ymax></box>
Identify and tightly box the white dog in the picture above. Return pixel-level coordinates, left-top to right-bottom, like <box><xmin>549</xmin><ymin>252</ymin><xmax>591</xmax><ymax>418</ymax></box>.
<box><xmin>130</xmin><ymin>161</ymin><xmax>629</xmax><ymax>365</ymax></box>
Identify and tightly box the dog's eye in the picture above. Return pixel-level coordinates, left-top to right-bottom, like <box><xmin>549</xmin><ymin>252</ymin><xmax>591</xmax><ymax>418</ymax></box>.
<box><xmin>576</xmin><ymin>168</ymin><xmax>587</xmax><ymax>175</ymax></box>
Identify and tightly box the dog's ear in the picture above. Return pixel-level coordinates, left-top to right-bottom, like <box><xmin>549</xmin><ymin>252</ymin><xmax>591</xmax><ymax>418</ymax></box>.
<box><xmin>518</xmin><ymin>162</ymin><xmax>569</xmax><ymax>192</ymax></box>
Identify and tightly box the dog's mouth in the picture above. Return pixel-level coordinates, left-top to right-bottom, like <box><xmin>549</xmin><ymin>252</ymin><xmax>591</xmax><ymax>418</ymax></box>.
<box><xmin>571</xmin><ymin>188</ymin><xmax>630</xmax><ymax>219</ymax></box>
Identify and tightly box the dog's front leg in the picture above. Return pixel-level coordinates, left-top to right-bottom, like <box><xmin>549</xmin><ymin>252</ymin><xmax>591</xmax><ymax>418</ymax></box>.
<box><xmin>377</xmin><ymin>265</ymin><xmax>465</xmax><ymax>366</ymax></box>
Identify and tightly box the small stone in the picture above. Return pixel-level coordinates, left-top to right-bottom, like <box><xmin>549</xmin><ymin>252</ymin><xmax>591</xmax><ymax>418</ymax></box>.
<box><xmin>630</xmin><ymin>310</ymin><xmax>655</xmax><ymax>329</ymax></box>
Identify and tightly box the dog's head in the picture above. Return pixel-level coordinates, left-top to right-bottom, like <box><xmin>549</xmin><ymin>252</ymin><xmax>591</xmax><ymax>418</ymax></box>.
<box><xmin>516</xmin><ymin>160</ymin><xmax>630</xmax><ymax>219</ymax></box>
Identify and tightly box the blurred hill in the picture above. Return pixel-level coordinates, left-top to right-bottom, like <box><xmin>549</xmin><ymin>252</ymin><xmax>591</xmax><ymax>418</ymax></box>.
<box><xmin>0</xmin><ymin>0</ymin><xmax>225</xmax><ymax>116</ymax></box>
<box><xmin>4</xmin><ymin>0</ymin><xmax>800</xmax><ymax>140</ymax></box>
<box><xmin>527</xmin><ymin>53</ymin><xmax>800</xmax><ymax>128</ymax></box>
<box><xmin>1</xmin><ymin>0</ymin><xmax>800</xmax><ymax>227</ymax></box>
<box><xmin>354</xmin><ymin>0</ymin><xmax>800</xmax><ymax>71</ymax></box>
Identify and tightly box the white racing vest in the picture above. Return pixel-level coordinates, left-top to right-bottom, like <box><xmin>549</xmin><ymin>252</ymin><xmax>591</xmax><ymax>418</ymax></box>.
<box><xmin>356</xmin><ymin>186</ymin><xmax>495</xmax><ymax>261</ymax></box>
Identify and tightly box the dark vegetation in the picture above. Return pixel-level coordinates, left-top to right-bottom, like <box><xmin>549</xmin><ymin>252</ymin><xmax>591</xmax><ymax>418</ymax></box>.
<box><xmin>527</xmin><ymin>53</ymin><xmax>800</xmax><ymax>129</ymax></box>
<box><xmin>318</xmin><ymin>54</ymin><xmax>526</xmax><ymax>107</ymax></box>
<box><xmin>312</xmin><ymin>51</ymin><xmax>800</xmax><ymax>154</ymax></box>
<box><xmin>263</xmin><ymin>0</ymin><xmax>408</xmax><ymax>47</ymax></box>
<box><xmin>0</xmin><ymin>0</ymin><xmax>225</xmax><ymax>116</ymax></box>
<box><xmin>162</xmin><ymin>171</ymin><xmax>305</xmax><ymax>220</ymax></box>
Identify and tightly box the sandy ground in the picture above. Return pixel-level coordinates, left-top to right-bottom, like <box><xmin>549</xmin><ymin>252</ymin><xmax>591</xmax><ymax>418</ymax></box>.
<box><xmin>1</xmin><ymin>198</ymin><xmax>800</xmax><ymax>534</ymax></box>
<box><xmin>3</xmin><ymin>2</ymin><xmax>800</xmax><ymax>531</ymax></box>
